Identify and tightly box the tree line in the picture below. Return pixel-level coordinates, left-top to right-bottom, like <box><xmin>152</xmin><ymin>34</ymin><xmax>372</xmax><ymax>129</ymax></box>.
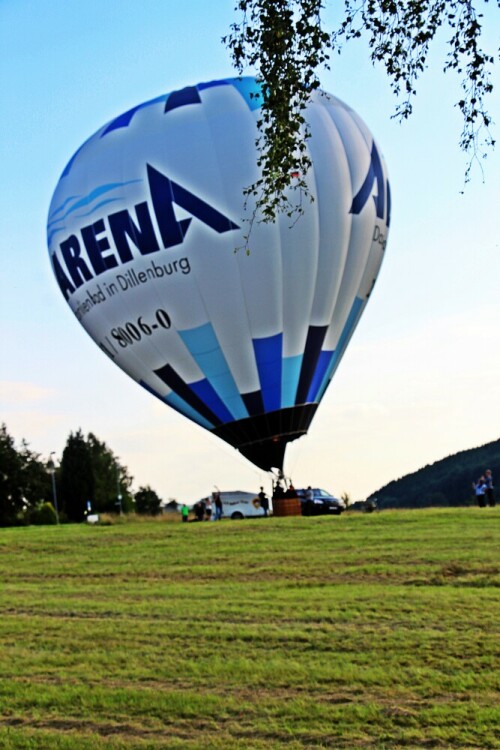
<box><xmin>367</xmin><ymin>437</ymin><xmax>499</xmax><ymax>509</ymax></box>
<box><xmin>0</xmin><ymin>424</ymin><xmax>165</xmax><ymax>526</ymax></box>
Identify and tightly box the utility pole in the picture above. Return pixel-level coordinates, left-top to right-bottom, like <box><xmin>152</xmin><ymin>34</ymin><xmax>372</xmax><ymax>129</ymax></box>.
<box><xmin>116</xmin><ymin>464</ymin><xmax>123</xmax><ymax>516</ymax></box>
<box><xmin>48</xmin><ymin>452</ymin><xmax>60</xmax><ymax>524</ymax></box>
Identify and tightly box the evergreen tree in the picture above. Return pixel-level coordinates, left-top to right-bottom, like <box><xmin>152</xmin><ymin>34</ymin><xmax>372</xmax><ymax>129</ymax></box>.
<box><xmin>60</xmin><ymin>430</ymin><xmax>134</xmax><ymax>520</ymax></box>
<box><xmin>86</xmin><ymin>432</ymin><xmax>133</xmax><ymax>513</ymax></box>
<box><xmin>60</xmin><ymin>430</ymin><xmax>94</xmax><ymax>521</ymax></box>
<box><xmin>135</xmin><ymin>486</ymin><xmax>163</xmax><ymax>516</ymax></box>
<box><xmin>18</xmin><ymin>439</ymin><xmax>52</xmax><ymax>509</ymax></box>
<box><xmin>0</xmin><ymin>424</ymin><xmax>25</xmax><ymax>525</ymax></box>
<box><xmin>0</xmin><ymin>424</ymin><xmax>51</xmax><ymax>526</ymax></box>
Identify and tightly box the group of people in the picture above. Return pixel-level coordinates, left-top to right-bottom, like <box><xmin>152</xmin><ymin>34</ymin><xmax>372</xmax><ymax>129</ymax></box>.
<box><xmin>190</xmin><ymin>491</ymin><xmax>224</xmax><ymax>522</ymax></box>
<box><xmin>472</xmin><ymin>469</ymin><xmax>495</xmax><ymax>507</ymax></box>
<box><xmin>272</xmin><ymin>481</ymin><xmax>299</xmax><ymax>499</ymax></box>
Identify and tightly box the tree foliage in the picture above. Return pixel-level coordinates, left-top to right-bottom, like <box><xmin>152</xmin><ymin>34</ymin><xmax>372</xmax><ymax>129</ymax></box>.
<box><xmin>0</xmin><ymin>424</ymin><xmax>51</xmax><ymax>526</ymax></box>
<box><xmin>0</xmin><ymin>424</ymin><xmax>26</xmax><ymax>525</ymax></box>
<box><xmin>134</xmin><ymin>486</ymin><xmax>163</xmax><ymax>516</ymax></box>
<box><xmin>334</xmin><ymin>0</ymin><xmax>496</xmax><ymax>175</ymax></box>
<box><xmin>225</xmin><ymin>0</ymin><xmax>497</xmax><ymax>222</ymax></box>
<box><xmin>86</xmin><ymin>432</ymin><xmax>134</xmax><ymax>514</ymax></box>
<box><xmin>225</xmin><ymin>0</ymin><xmax>330</xmax><ymax>225</ymax></box>
<box><xmin>60</xmin><ymin>429</ymin><xmax>133</xmax><ymax>521</ymax></box>
<box><xmin>0</xmin><ymin>424</ymin><xmax>167</xmax><ymax>525</ymax></box>
<box><xmin>18</xmin><ymin>439</ymin><xmax>52</xmax><ymax>510</ymax></box>
<box><xmin>30</xmin><ymin>502</ymin><xmax>58</xmax><ymax>526</ymax></box>
<box><xmin>60</xmin><ymin>430</ymin><xmax>94</xmax><ymax>522</ymax></box>
<box><xmin>368</xmin><ymin>437</ymin><xmax>500</xmax><ymax>508</ymax></box>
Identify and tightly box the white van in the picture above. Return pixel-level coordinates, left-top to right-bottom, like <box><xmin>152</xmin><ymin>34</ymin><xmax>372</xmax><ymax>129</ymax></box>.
<box><xmin>220</xmin><ymin>490</ymin><xmax>271</xmax><ymax>520</ymax></box>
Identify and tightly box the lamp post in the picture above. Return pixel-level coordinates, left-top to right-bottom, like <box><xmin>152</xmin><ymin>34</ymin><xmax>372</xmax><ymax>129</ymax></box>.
<box><xmin>116</xmin><ymin>464</ymin><xmax>123</xmax><ymax>516</ymax></box>
<box><xmin>47</xmin><ymin>451</ymin><xmax>60</xmax><ymax>525</ymax></box>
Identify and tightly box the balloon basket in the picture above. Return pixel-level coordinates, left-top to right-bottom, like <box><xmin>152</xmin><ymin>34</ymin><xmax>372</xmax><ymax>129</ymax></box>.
<box><xmin>272</xmin><ymin>497</ymin><xmax>302</xmax><ymax>517</ymax></box>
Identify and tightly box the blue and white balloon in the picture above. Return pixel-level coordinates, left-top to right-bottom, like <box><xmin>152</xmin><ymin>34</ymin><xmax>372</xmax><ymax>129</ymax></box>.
<box><xmin>47</xmin><ymin>77</ymin><xmax>390</xmax><ymax>471</ymax></box>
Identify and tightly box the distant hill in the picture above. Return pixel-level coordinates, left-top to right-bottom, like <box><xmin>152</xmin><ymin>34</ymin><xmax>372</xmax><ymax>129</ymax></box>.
<box><xmin>368</xmin><ymin>438</ymin><xmax>499</xmax><ymax>509</ymax></box>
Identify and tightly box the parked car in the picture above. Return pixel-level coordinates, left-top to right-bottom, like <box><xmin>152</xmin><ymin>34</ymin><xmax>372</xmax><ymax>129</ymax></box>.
<box><xmin>296</xmin><ymin>488</ymin><xmax>346</xmax><ymax>516</ymax></box>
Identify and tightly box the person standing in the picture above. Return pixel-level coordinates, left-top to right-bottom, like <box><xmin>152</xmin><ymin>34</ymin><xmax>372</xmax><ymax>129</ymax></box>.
<box><xmin>205</xmin><ymin>496</ymin><xmax>213</xmax><ymax>521</ymax></box>
<box><xmin>214</xmin><ymin>491</ymin><xmax>223</xmax><ymax>520</ymax></box>
<box><xmin>194</xmin><ymin>499</ymin><xmax>205</xmax><ymax>522</ymax></box>
<box><xmin>258</xmin><ymin>487</ymin><xmax>269</xmax><ymax>517</ymax></box>
<box><xmin>473</xmin><ymin>477</ymin><xmax>487</xmax><ymax>507</ymax></box>
<box><xmin>273</xmin><ymin>480</ymin><xmax>285</xmax><ymax>499</ymax></box>
<box><xmin>181</xmin><ymin>504</ymin><xmax>189</xmax><ymax>523</ymax></box>
<box><xmin>484</xmin><ymin>470</ymin><xmax>495</xmax><ymax>507</ymax></box>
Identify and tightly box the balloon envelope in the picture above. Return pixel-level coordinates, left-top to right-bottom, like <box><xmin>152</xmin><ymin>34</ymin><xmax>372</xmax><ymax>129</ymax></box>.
<box><xmin>47</xmin><ymin>77</ymin><xmax>390</xmax><ymax>471</ymax></box>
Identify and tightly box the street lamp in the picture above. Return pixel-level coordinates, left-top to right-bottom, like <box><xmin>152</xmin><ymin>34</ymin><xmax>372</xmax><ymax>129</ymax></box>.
<box><xmin>47</xmin><ymin>451</ymin><xmax>60</xmax><ymax>525</ymax></box>
<box><xmin>116</xmin><ymin>464</ymin><xmax>123</xmax><ymax>516</ymax></box>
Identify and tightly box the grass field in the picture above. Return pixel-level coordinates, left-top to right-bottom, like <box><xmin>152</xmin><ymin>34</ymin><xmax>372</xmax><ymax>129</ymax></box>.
<box><xmin>0</xmin><ymin>508</ymin><xmax>498</xmax><ymax>749</ymax></box>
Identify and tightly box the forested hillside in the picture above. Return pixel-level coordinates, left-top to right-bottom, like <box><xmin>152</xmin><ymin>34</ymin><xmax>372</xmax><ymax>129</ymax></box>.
<box><xmin>368</xmin><ymin>439</ymin><xmax>499</xmax><ymax>509</ymax></box>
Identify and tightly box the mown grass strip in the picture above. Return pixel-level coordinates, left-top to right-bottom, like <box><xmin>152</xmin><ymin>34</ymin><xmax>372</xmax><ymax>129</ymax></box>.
<box><xmin>0</xmin><ymin>508</ymin><xmax>498</xmax><ymax>748</ymax></box>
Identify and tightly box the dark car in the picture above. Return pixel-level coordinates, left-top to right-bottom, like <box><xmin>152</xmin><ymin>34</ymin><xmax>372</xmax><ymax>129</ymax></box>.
<box><xmin>296</xmin><ymin>488</ymin><xmax>346</xmax><ymax>516</ymax></box>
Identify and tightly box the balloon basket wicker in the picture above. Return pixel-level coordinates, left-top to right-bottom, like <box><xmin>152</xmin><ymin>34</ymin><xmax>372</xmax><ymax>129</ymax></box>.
<box><xmin>272</xmin><ymin>497</ymin><xmax>302</xmax><ymax>517</ymax></box>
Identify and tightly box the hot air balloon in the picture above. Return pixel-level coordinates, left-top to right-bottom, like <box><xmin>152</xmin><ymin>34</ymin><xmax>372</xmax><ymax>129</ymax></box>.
<box><xmin>47</xmin><ymin>77</ymin><xmax>390</xmax><ymax>472</ymax></box>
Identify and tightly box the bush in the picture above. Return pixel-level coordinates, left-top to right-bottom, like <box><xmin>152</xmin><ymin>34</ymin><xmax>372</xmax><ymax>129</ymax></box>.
<box><xmin>134</xmin><ymin>486</ymin><xmax>162</xmax><ymax>515</ymax></box>
<box><xmin>30</xmin><ymin>502</ymin><xmax>58</xmax><ymax>525</ymax></box>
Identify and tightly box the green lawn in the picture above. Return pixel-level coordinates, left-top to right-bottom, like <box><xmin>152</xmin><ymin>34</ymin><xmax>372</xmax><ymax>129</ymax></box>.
<box><xmin>0</xmin><ymin>508</ymin><xmax>498</xmax><ymax>749</ymax></box>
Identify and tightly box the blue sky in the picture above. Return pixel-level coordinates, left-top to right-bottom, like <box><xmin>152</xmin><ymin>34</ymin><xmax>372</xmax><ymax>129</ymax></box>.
<box><xmin>1</xmin><ymin>0</ymin><xmax>499</xmax><ymax>503</ymax></box>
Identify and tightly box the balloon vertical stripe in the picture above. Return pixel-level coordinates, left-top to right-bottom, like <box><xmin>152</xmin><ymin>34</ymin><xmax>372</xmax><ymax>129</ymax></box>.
<box><xmin>295</xmin><ymin>325</ymin><xmax>329</xmax><ymax>405</ymax></box>
<box><xmin>305</xmin><ymin>350</ymin><xmax>334</xmax><ymax>404</ymax></box>
<box><xmin>164</xmin><ymin>393</ymin><xmax>215</xmax><ymax>430</ymax></box>
<box><xmin>178</xmin><ymin>323</ymin><xmax>249</xmax><ymax>421</ymax></box>
<box><xmin>252</xmin><ymin>333</ymin><xmax>283</xmax><ymax>413</ymax></box>
<box><xmin>140</xmin><ymin>379</ymin><xmax>215</xmax><ymax>430</ymax></box>
<box><xmin>241</xmin><ymin>390</ymin><xmax>266</xmax><ymax>418</ymax></box>
<box><xmin>189</xmin><ymin>380</ymin><xmax>235</xmax><ymax>424</ymax></box>
<box><xmin>315</xmin><ymin>296</ymin><xmax>364</xmax><ymax>402</ymax></box>
<box><xmin>154</xmin><ymin>363</ymin><xmax>223</xmax><ymax>426</ymax></box>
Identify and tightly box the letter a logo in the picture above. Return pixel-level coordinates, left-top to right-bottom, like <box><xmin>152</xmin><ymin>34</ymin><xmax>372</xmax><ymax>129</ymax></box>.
<box><xmin>350</xmin><ymin>142</ymin><xmax>391</xmax><ymax>227</ymax></box>
<box><xmin>147</xmin><ymin>165</ymin><xmax>239</xmax><ymax>249</ymax></box>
